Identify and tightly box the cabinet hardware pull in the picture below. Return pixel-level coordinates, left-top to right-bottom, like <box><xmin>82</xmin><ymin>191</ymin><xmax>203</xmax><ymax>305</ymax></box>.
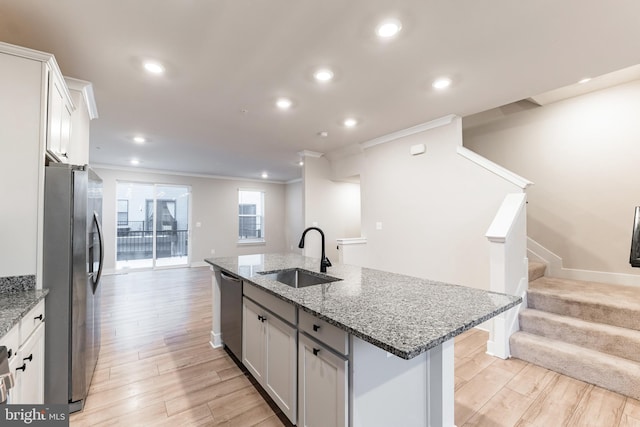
<box><xmin>16</xmin><ymin>364</ymin><xmax>26</xmax><ymax>372</ymax></box>
<box><xmin>257</xmin><ymin>315</ymin><xmax>266</xmax><ymax>322</ymax></box>
<box><xmin>7</xmin><ymin>349</ymin><xmax>12</xmax><ymax>358</ymax></box>
<box><xmin>313</xmin><ymin>324</ymin><xmax>321</xmax><ymax>332</ymax></box>
<box><xmin>34</xmin><ymin>314</ymin><xmax>43</xmax><ymax>321</ymax></box>
<box><xmin>23</xmin><ymin>354</ymin><xmax>33</xmax><ymax>362</ymax></box>
<box><xmin>312</xmin><ymin>348</ymin><xmax>320</xmax><ymax>356</ymax></box>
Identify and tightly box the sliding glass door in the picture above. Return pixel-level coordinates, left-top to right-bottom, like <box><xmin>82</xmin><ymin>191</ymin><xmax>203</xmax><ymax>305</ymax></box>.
<box><xmin>116</xmin><ymin>182</ymin><xmax>191</xmax><ymax>270</ymax></box>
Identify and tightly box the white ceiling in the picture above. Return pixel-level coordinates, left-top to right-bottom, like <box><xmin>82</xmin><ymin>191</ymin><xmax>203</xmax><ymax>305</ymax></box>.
<box><xmin>1</xmin><ymin>0</ymin><xmax>639</xmax><ymax>182</ymax></box>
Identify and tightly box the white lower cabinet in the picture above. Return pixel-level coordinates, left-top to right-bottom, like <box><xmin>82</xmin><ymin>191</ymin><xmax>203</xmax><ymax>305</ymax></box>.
<box><xmin>242</xmin><ymin>297</ymin><xmax>297</xmax><ymax>423</ymax></box>
<box><xmin>298</xmin><ymin>333</ymin><xmax>348</xmax><ymax>427</ymax></box>
<box><xmin>0</xmin><ymin>299</ymin><xmax>46</xmax><ymax>404</ymax></box>
<box><xmin>242</xmin><ymin>298</ymin><xmax>265</xmax><ymax>383</ymax></box>
<box><xmin>14</xmin><ymin>322</ymin><xmax>45</xmax><ymax>404</ymax></box>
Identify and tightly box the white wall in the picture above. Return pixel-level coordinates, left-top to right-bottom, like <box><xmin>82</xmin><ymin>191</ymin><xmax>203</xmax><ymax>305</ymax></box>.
<box><xmin>334</xmin><ymin>117</ymin><xmax>523</xmax><ymax>290</ymax></box>
<box><xmin>94</xmin><ymin>167</ymin><xmax>287</xmax><ymax>272</ymax></box>
<box><xmin>464</xmin><ymin>79</ymin><xmax>640</xmax><ymax>278</ymax></box>
<box><xmin>285</xmin><ymin>180</ymin><xmax>304</xmax><ymax>253</ymax></box>
<box><xmin>0</xmin><ymin>53</ymin><xmax>42</xmax><ymax>278</ymax></box>
<box><xmin>302</xmin><ymin>156</ymin><xmax>361</xmax><ymax>262</ymax></box>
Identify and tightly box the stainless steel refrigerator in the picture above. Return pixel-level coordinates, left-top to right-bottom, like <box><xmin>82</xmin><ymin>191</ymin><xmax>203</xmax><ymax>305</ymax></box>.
<box><xmin>43</xmin><ymin>163</ymin><xmax>104</xmax><ymax>412</ymax></box>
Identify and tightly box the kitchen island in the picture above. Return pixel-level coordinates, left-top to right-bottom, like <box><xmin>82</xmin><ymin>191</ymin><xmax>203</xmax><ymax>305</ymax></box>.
<box><xmin>206</xmin><ymin>253</ymin><xmax>521</xmax><ymax>427</ymax></box>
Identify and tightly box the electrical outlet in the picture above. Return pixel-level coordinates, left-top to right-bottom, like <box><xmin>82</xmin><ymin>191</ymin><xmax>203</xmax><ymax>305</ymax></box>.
<box><xmin>376</xmin><ymin>222</ymin><xmax>383</xmax><ymax>230</ymax></box>
<box><xmin>211</xmin><ymin>249</ymin><xmax>215</xmax><ymax>255</ymax></box>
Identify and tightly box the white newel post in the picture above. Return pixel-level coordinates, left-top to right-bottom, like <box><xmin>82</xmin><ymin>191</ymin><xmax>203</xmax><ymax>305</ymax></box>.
<box><xmin>485</xmin><ymin>193</ymin><xmax>528</xmax><ymax>359</ymax></box>
<box><xmin>336</xmin><ymin>237</ymin><xmax>368</xmax><ymax>266</ymax></box>
<box><xmin>210</xmin><ymin>266</ymin><xmax>223</xmax><ymax>348</ymax></box>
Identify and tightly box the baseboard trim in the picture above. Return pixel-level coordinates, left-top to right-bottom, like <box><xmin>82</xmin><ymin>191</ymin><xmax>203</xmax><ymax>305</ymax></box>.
<box><xmin>191</xmin><ymin>261</ymin><xmax>208</xmax><ymax>268</ymax></box>
<box><xmin>210</xmin><ymin>331</ymin><xmax>223</xmax><ymax>349</ymax></box>
<box><xmin>528</xmin><ymin>237</ymin><xmax>640</xmax><ymax>288</ymax></box>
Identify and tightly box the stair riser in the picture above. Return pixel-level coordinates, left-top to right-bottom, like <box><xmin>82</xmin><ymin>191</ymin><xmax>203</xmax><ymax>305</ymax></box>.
<box><xmin>528</xmin><ymin>264</ymin><xmax>546</xmax><ymax>282</ymax></box>
<box><xmin>511</xmin><ymin>333</ymin><xmax>640</xmax><ymax>399</ymax></box>
<box><xmin>527</xmin><ymin>292</ymin><xmax>640</xmax><ymax>331</ymax></box>
<box><xmin>519</xmin><ymin>313</ymin><xmax>640</xmax><ymax>363</ymax></box>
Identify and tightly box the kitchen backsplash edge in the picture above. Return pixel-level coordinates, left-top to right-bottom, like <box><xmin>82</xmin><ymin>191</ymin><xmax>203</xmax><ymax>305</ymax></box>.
<box><xmin>0</xmin><ymin>275</ymin><xmax>36</xmax><ymax>292</ymax></box>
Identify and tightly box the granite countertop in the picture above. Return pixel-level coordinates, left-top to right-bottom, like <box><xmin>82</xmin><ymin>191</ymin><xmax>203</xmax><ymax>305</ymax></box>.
<box><xmin>0</xmin><ymin>289</ymin><xmax>49</xmax><ymax>337</ymax></box>
<box><xmin>205</xmin><ymin>253</ymin><xmax>522</xmax><ymax>360</ymax></box>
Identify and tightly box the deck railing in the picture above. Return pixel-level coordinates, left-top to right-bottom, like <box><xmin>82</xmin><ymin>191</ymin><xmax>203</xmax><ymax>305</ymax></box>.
<box><xmin>116</xmin><ymin>229</ymin><xmax>188</xmax><ymax>261</ymax></box>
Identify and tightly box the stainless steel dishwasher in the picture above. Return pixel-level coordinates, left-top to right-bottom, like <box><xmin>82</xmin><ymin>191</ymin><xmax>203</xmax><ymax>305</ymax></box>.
<box><xmin>219</xmin><ymin>271</ymin><xmax>243</xmax><ymax>360</ymax></box>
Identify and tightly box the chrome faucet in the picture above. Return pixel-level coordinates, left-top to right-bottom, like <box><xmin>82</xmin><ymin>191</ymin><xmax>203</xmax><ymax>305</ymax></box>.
<box><xmin>298</xmin><ymin>227</ymin><xmax>332</xmax><ymax>273</ymax></box>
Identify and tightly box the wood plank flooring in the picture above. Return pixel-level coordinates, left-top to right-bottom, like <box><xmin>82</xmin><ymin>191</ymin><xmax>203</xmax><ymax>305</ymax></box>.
<box><xmin>70</xmin><ymin>267</ymin><xmax>640</xmax><ymax>426</ymax></box>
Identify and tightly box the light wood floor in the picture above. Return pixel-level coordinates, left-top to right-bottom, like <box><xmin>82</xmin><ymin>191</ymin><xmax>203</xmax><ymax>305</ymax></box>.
<box><xmin>70</xmin><ymin>267</ymin><xmax>640</xmax><ymax>427</ymax></box>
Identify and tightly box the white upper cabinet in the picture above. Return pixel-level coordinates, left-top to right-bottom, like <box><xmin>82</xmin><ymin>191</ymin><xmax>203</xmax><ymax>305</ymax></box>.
<box><xmin>47</xmin><ymin>72</ymin><xmax>74</xmax><ymax>162</ymax></box>
<box><xmin>65</xmin><ymin>77</ymin><xmax>98</xmax><ymax>166</ymax></box>
<box><xmin>0</xmin><ymin>42</ymin><xmax>95</xmax><ymax>285</ymax></box>
<box><xmin>0</xmin><ymin>43</ymin><xmax>49</xmax><ymax>279</ymax></box>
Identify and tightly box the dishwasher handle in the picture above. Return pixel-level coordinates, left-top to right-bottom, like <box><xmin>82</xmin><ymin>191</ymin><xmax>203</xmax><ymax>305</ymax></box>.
<box><xmin>220</xmin><ymin>271</ymin><xmax>241</xmax><ymax>282</ymax></box>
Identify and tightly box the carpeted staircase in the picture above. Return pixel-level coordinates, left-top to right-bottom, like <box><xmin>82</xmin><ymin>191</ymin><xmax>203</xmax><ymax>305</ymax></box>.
<box><xmin>510</xmin><ymin>261</ymin><xmax>640</xmax><ymax>399</ymax></box>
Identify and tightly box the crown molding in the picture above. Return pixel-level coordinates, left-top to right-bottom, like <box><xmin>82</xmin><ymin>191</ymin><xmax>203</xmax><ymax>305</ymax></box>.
<box><xmin>298</xmin><ymin>150</ymin><xmax>324</xmax><ymax>158</ymax></box>
<box><xmin>65</xmin><ymin>77</ymin><xmax>99</xmax><ymax>119</ymax></box>
<box><xmin>360</xmin><ymin>114</ymin><xmax>457</xmax><ymax>150</ymax></box>
<box><xmin>90</xmin><ymin>163</ymin><xmax>287</xmax><ymax>184</ymax></box>
<box><xmin>0</xmin><ymin>41</ymin><xmax>52</xmax><ymax>62</ymax></box>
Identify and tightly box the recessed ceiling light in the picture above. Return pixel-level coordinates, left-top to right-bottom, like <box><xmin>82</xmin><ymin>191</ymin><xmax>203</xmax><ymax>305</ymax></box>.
<box><xmin>130</xmin><ymin>159</ymin><xmax>140</xmax><ymax>165</ymax></box>
<box><xmin>317</xmin><ymin>131</ymin><xmax>329</xmax><ymax>137</ymax></box>
<box><xmin>578</xmin><ymin>77</ymin><xmax>591</xmax><ymax>84</ymax></box>
<box><xmin>314</xmin><ymin>69</ymin><xmax>334</xmax><ymax>82</ymax></box>
<box><xmin>432</xmin><ymin>77</ymin><xmax>452</xmax><ymax>90</ymax></box>
<box><xmin>276</xmin><ymin>98</ymin><xmax>292</xmax><ymax>110</ymax></box>
<box><xmin>344</xmin><ymin>118</ymin><xmax>358</xmax><ymax>128</ymax></box>
<box><xmin>298</xmin><ymin>160</ymin><xmax>304</xmax><ymax>166</ymax></box>
<box><xmin>376</xmin><ymin>20</ymin><xmax>402</xmax><ymax>38</ymax></box>
<box><xmin>261</xmin><ymin>172</ymin><xmax>269</xmax><ymax>179</ymax></box>
<box><xmin>133</xmin><ymin>136</ymin><xmax>146</xmax><ymax>144</ymax></box>
<box><xmin>143</xmin><ymin>61</ymin><xmax>165</xmax><ymax>74</ymax></box>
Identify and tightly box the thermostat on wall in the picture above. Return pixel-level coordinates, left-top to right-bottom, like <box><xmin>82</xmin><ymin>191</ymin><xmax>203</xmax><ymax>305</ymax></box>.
<box><xmin>410</xmin><ymin>144</ymin><xmax>426</xmax><ymax>156</ymax></box>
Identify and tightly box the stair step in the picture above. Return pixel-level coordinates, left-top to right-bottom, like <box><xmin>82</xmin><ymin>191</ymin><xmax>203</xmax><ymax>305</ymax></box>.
<box><xmin>510</xmin><ymin>331</ymin><xmax>640</xmax><ymax>399</ymax></box>
<box><xmin>519</xmin><ymin>309</ymin><xmax>640</xmax><ymax>363</ymax></box>
<box><xmin>527</xmin><ymin>276</ymin><xmax>640</xmax><ymax>331</ymax></box>
<box><xmin>528</xmin><ymin>261</ymin><xmax>547</xmax><ymax>282</ymax></box>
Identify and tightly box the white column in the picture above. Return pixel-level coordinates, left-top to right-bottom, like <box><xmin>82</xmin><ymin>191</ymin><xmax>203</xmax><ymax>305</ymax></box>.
<box><xmin>210</xmin><ymin>266</ymin><xmax>223</xmax><ymax>348</ymax></box>
<box><xmin>351</xmin><ymin>337</ymin><xmax>456</xmax><ymax>427</ymax></box>
<box><xmin>427</xmin><ymin>339</ymin><xmax>455</xmax><ymax>427</ymax></box>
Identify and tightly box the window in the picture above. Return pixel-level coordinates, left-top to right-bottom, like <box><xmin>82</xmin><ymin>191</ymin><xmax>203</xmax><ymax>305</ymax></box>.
<box><xmin>238</xmin><ymin>190</ymin><xmax>265</xmax><ymax>242</ymax></box>
<box><xmin>117</xmin><ymin>200</ymin><xmax>129</xmax><ymax>226</ymax></box>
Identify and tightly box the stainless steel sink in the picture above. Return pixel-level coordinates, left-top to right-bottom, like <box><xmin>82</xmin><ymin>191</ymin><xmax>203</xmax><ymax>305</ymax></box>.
<box><xmin>257</xmin><ymin>268</ymin><xmax>341</xmax><ymax>288</ymax></box>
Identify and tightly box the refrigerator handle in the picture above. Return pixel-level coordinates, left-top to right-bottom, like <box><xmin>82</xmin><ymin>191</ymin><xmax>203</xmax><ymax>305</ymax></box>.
<box><xmin>93</xmin><ymin>211</ymin><xmax>105</xmax><ymax>288</ymax></box>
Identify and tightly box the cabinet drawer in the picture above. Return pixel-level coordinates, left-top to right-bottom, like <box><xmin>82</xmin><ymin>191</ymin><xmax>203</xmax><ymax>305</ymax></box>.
<box><xmin>0</xmin><ymin>324</ymin><xmax>20</xmax><ymax>363</ymax></box>
<box><xmin>20</xmin><ymin>300</ymin><xmax>45</xmax><ymax>343</ymax></box>
<box><xmin>299</xmin><ymin>309</ymin><xmax>348</xmax><ymax>356</ymax></box>
<box><xmin>244</xmin><ymin>282</ymin><xmax>296</xmax><ymax>325</ymax></box>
